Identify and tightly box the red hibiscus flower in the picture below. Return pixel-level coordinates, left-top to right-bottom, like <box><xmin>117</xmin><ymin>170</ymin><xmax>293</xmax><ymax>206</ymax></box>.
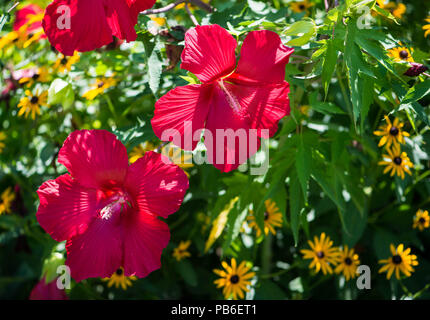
<box><xmin>29</xmin><ymin>277</ymin><xmax>68</xmax><ymax>300</ymax></box>
<box><xmin>151</xmin><ymin>24</ymin><xmax>294</xmax><ymax>172</ymax></box>
<box><xmin>42</xmin><ymin>0</ymin><xmax>157</xmax><ymax>56</ymax></box>
<box><xmin>36</xmin><ymin>130</ymin><xmax>189</xmax><ymax>281</ymax></box>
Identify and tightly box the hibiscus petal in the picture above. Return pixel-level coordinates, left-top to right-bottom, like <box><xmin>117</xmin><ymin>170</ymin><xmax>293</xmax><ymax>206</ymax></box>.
<box><xmin>233</xmin><ymin>30</ymin><xmax>294</xmax><ymax>83</ymax></box>
<box><xmin>65</xmin><ymin>216</ymin><xmax>123</xmax><ymax>281</ymax></box>
<box><xmin>103</xmin><ymin>0</ymin><xmax>139</xmax><ymax>41</ymax></box>
<box><xmin>43</xmin><ymin>0</ymin><xmax>113</xmax><ymax>56</ymax></box>
<box><xmin>122</xmin><ymin>212</ymin><xmax>170</xmax><ymax>278</ymax></box>
<box><xmin>204</xmin><ymin>85</ymin><xmax>261</xmax><ymax>172</ymax></box>
<box><xmin>152</xmin><ymin>84</ymin><xmax>212</xmax><ymax>151</ymax></box>
<box><xmin>126</xmin><ymin>0</ymin><xmax>157</xmax><ymax>15</ymax></box>
<box><xmin>225</xmin><ymin>81</ymin><xmax>291</xmax><ymax>137</ymax></box>
<box><xmin>181</xmin><ymin>24</ymin><xmax>237</xmax><ymax>83</ymax></box>
<box><xmin>124</xmin><ymin>151</ymin><xmax>189</xmax><ymax>219</ymax></box>
<box><xmin>58</xmin><ymin>130</ymin><xmax>129</xmax><ymax>189</ymax></box>
<box><xmin>36</xmin><ymin>174</ymin><xmax>100</xmax><ymax>242</ymax></box>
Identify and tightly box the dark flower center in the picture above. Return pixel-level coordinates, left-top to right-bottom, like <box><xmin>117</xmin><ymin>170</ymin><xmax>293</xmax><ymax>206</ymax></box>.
<box><xmin>60</xmin><ymin>57</ymin><xmax>68</xmax><ymax>65</ymax></box>
<box><xmin>393</xmin><ymin>157</ymin><xmax>402</xmax><ymax>165</ymax></box>
<box><xmin>32</xmin><ymin>73</ymin><xmax>40</xmax><ymax>80</ymax></box>
<box><xmin>264</xmin><ymin>211</ymin><xmax>269</xmax><ymax>221</ymax></box>
<box><xmin>389</xmin><ymin>126</ymin><xmax>399</xmax><ymax>136</ymax></box>
<box><xmin>230</xmin><ymin>275</ymin><xmax>239</xmax><ymax>284</ymax></box>
<box><xmin>299</xmin><ymin>4</ymin><xmax>306</xmax><ymax>10</ymax></box>
<box><xmin>399</xmin><ymin>50</ymin><xmax>409</xmax><ymax>59</ymax></box>
<box><xmin>419</xmin><ymin>217</ymin><xmax>425</xmax><ymax>224</ymax></box>
<box><xmin>316</xmin><ymin>251</ymin><xmax>325</xmax><ymax>259</ymax></box>
<box><xmin>344</xmin><ymin>257</ymin><xmax>353</xmax><ymax>265</ymax></box>
<box><xmin>30</xmin><ymin>96</ymin><xmax>39</xmax><ymax>104</ymax></box>
<box><xmin>392</xmin><ymin>255</ymin><xmax>402</xmax><ymax>265</ymax></box>
<box><xmin>98</xmin><ymin>81</ymin><xmax>105</xmax><ymax>88</ymax></box>
<box><xmin>115</xmin><ymin>268</ymin><xmax>123</xmax><ymax>276</ymax></box>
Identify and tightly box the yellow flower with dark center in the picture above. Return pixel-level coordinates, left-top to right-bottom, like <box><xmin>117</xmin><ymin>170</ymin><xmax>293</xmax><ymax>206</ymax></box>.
<box><xmin>0</xmin><ymin>187</ymin><xmax>15</xmax><ymax>215</ymax></box>
<box><xmin>213</xmin><ymin>258</ymin><xmax>255</xmax><ymax>300</ymax></box>
<box><xmin>334</xmin><ymin>246</ymin><xmax>360</xmax><ymax>281</ymax></box>
<box><xmin>176</xmin><ymin>0</ymin><xmax>210</xmax><ymax>11</ymax></box>
<box><xmin>423</xmin><ymin>17</ymin><xmax>430</xmax><ymax>38</ymax></box>
<box><xmin>387</xmin><ymin>46</ymin><xmax>414</xmax><ymax>63</ymax></box>
<box><xmin>19</xmin><ymin>67</ymin><xmax>50</xmax><ymax>87</ymax></box>
<box><xmin>300</xmin><ymin>233</ymin><xmax>341</xmax><ymax>275</ymax></box>
<box><xmin>290</xmin><ymin>0</ymin><xmax>313</xmax><ymax>13</ymax></box>
<box><xmin>0</xmin><ymin>30</ymin><xmax>27</xmax><ymax>50</ymax></box>
<box><xmin>378</xmin><ymin>244</ymin><xmax>418</xmax><ymax>280</ymax></box>
<box><xmin>375</xmin><ymin>1</ymin><xmax>406</xmax><ymax>19</ymax></box>
<box><xmin>172</xmin><ymin>240</ymin><xmax>192</xmax><ymax>261</ymax></box>
<box><xmin>413</xmin><ymin>209</ymin><xmax>430</xmax><ymax>231</ymax></box>
<box><xmin>102</xmin><ymin>267</ymin><xmax>137</xmax><ymax>290</ymax></box>
<box><xmin>0</xmin><ymin>132</ymin><xmax>6</xmax><ymax>153</ymax></box>
<box><xmin>373</xmin><ymin>115</ymin><xmax>409</xmax><ymax>148</ymax></box>
<box><xmin>82</xmin><ymin>77</ymin><xmax>118</xmax><ymax>100</ymax></box>
<box><xmin>247</xmin><ymin>199</ymin><xmax>283</xmax><ymax>237</ymax></box>
<box><xmin>129</xmin><ymin>142</ymin><xmax>156</xmax><ymax>164</ymax></box>
<box><xmin>54</xmin><ymin>52</ymin><xmax>80</xmax><ymax>73</ymax></box>
<box><xmin>378</xmin><ymin>145</ymin><xmax>413</xmax><ymax>180</ymax></box>
<box><xmin>161</xmin><ymin>144</ymin><xmax>194</xmax><ymax>177</ymax></box>
<box><xmin>17</xmin><ymin>89</ymin><xmax>48</xmax><ymax>120</ymax></box>
<box><xmin>23</xmin><ymin>29</ymin><xmax>45</xmax><ymax>48</ymax></box>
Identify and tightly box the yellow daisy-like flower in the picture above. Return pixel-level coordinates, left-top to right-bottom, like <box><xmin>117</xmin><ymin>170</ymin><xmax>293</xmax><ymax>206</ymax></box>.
<box><xmin>378</xmin><ymin>244</ymin><xmax>418</xmax><ymax>280</ymax></box>
<box><xmin>413</xmin><ymin>209</ymin><xmax>430</xmax><ymax>231</ymax></box>
<box><xmin>213</xmin><ymin>258</ymin><xmax>255</xmax><ymax>300</ymax></box>
<box><xmin>0</xmin><ymin>132</ymin><xmax>6</xmax><ymax>153</ymax></box>
<box><xmin>290</xmin><ymin>0</ymin><xmax>313</xmax><ymax>13</ymax></box>
<box><xmin>129</xmin><ymin>141</ymin><xmax>156</xmax><ymax>164</ymax></box>
<box><xmin>375</xmin><ymin>1</ymin><xmax>406</xmax><ymax>19</ymax></box>
<box><xmin>19</xmin><ymin>67</ymin><xmax>50</xmax><ymax>87</ymax></box>
<box><xmin>373</xmin><ymin>115</ymin><xmax>409</xmax><ymax>148</ymax></box>
<box><xmin>0</xmin><ymin>187</ymin><xmax>15</xmax><ymax>215</ymax></box>
<box><xmin>17</xmin><ymin>89</ymin><xmax>48</xmax><ymax>120</ymax></box>
<box><xmin>172</xmin><ymin>240</ymin><xmax>192</xmax><ymax>261</ymax></box>
<box><xmin>423</xmin><ymin>17</ymin><xmax>430</xmax><ymax>38</ymax></box>
<box><xmin>300</xmin><ymin>233</ymin><xmax>341</xmax><ymax>275</ymax></box>
<box><xmin>0</xmin><ymin>30</ymin><xmax>27</xmax><ymax>50</ymax></box>
<box><xmin>23</xmin><ymin>28</ymin><xmax>45</xmax><ymax>48</ymax></box>
<box><xmin>102</xmin><ymin>267</ymin><xmax>137</xmax><ymax>290</ymax></box>
<box><xmin>334</xmin><ymin>246</ymin><xmax>360</xmax><ymax>281</ymax></box>
<box><xmin>378</xmin><ymin>145</ymin><xmax>413</xmax><ymax>180</ymax></box>
<box><xmin>247</xmin><ymin>199</ymin><xmax>283</xmax><ymax>237</ymax></box>
<box><xmin>82</xmin><ymin>77</ymin><xmax>118</xmax><ymax>100</ymax></box>
<box><xmin>387</xmin><ymin>46</ymin><xmax>414</xmax><ymax>63</ymax></box>
<box><xmin>54</xmin><ymin>52</ymin><xmax>80</xmax><ymax>73</ymax></box>
<box><xmin>161</xmin><ymin>144</ymin><xmax>194</xmax><ymax>177</ymax></box>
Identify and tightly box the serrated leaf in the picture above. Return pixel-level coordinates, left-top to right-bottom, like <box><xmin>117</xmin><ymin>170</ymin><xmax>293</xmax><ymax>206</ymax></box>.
<box><xmin>321</xmin><ymin>39</ymin><xmax>338</xmax><ymax>97</ymax></box>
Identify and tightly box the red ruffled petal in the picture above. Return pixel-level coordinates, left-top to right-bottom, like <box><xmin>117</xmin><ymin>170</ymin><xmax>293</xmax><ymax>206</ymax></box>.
<box><xmin>224</xmin><ymin>81</ymin><xmax>291</xmax><ymax>137</ymax></box>
<box><xmin>124</xmin><ymin>151</ymin><xmax>189</xmax><ymax>219</ymax></box>
<box><xmin>29</xmin><ymin>277</ymin><xmax>68</xmax><ymax>300</ymax></box>
<box><xmin>232</xmin><ymin>30</ymin><xmax>294</xmax><ymax>84</ymax></box>
<box><xmin>204</xmin><ymin>85</ymin><xmax>261</xmax><ymax>172</ymax></box>
<box><xmin>181</xmin><ymin>24</ymin><xmax>237</xmax><ymax>83</ymax></box>
<box><xmin>152</xmin><ymin>84</ymin><xmax>212</xmax><ymax>151</ymax></box>
<box><xmin>42</xmin><ymin>0</ymin><xmax>141</xmax><ymax>56</ymax></box>
<box><xmin>58</xmin><ymin>130</ymin><xmax>129</xmax><ymax>189</ymax></box>
<box><xmin>65</xmin><ymin>216</ymin><xmax>123</xmax><ymax>281</ymax></box>
<box><xmin>36</xmin><ymin>174</ymin><xmax>100</xmax><ymax>242</ymax></box>
<box><xmin>122</xmin><ymin>212</ymin><xmax>170</xmax><ymax>278</ymax></box>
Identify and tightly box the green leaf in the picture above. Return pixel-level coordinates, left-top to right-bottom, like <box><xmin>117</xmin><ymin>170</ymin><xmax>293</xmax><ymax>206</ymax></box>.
<box><xmin>47</xmin><ymin>79</ymin><xmax>75</xmax><ymax>109</ymax></box>
<box><xmin>321</xmin><ymin>39</ymin><xmax>338</xmax><ymax>97</ymax></box>
<box><xmin>341</xmin><ymin>202</ymin><xmax>367</xmax><ymax>247</ymax></box>
<box><xmin>310</xmin><ymin>101</ymin><xmax>346</xmax><ymax>115</ymax></box>
<box><xmin>284</xmin><ymin>19</ymin><xmax>316</xmax><ymax>47</ymax></box>
<box><xmin>295</xmin><ymin>135</ymin><xmax>311</xmax><ymax>201</ymax></box>
<box><xmin>289</xmin><ymin>169</ymin><xmax>303</xmax><ymax>246</ymax></box>
<box><xmin>176</xmin><ymin>260</ymin><xmax>198</xmax><ymax>287</ymax></box>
